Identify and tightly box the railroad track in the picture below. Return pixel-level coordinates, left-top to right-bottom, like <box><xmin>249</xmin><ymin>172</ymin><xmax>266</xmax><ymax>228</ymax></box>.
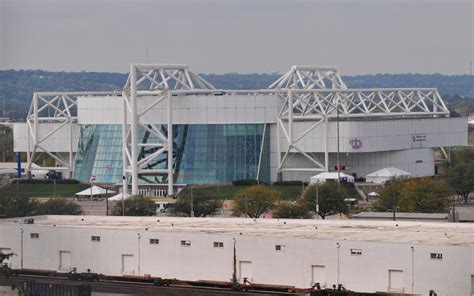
<box><xmin>1</xmin><ymin>274</ymin><xmax>305</xmax><ymax>296</ymax></box>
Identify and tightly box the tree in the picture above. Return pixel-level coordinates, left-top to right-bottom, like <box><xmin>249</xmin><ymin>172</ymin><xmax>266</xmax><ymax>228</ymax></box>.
<box><xmin>170</xmin><ymin>190</ymin><xmax>222</xmax><ymax>217</ymax></box>
<box><xmin>373</xmin><ymin>178</ymin><xmax>404</xmax><ymax>213</ymax></box>
<box><xmin>37</xmin><ymin>198</ymin><xmax>83</xmax><ymax>215</ymax></box>
<box><xmin>445</xmin><ymin>149</ymin><xmax>474</xmax><ymax>204</ymax></box>
<box><xmin>302</xmin><ymin>182</ymin><xmax>348</xmax><ymax>219</ymax></box>
<box><xmin>112</xmin><ymin>195</ymin><xmax>156</xmax><ymax>216</ymax></box>
<box><xmin>272</xmin><ymin>199</ymin><xmax>311</xmax><ymax>219</ymax></box>
<box><xmin>232</xmin><ymin>185</ymin><xmax>279</xmax><ymax>218</ymax></box>
<box><xmin>0</xmin><ymin>195</ymin><xmax>39</xmax><ymax>218</ymax></box>
<box><xmin>375</xmin><ymin>177</ymin><xmax>451</xmax><ymax>213</ymax></box>
<box><xmin>0</xmin><ymin>252</ymin><xmax>27</xmax><ymax>296</ymax></box>
<box><xmin>398</xmin><ymin>178</ymin><xmax>451</xmax><ymax>213</ymax></box>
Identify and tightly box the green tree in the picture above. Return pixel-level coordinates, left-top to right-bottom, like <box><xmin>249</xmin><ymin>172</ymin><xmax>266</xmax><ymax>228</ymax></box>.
<box><xmin>170</xmin><ymin>191</ymin><xmax>222</xmax><ymax>217</ymax></box>
<box><xmin>302</xmin><ymin>182</ymin><xmax>348</xmax><ymax>219</ymax></box>
<box><xmin>375</xmin><ymin>177</ymin><xmax>451</xmax><ymax>213</ymax></box>
<box><xmin>38</xmin><ymin>198</ymin><xmax>83</xmax><ymax>215</ymax></box>
<box><xmin>0</xmin><ymin>195</ymin><xmax>39</xmax><ymax>218</ymax></box>
<box><xmin>232</xmin><ymin>185</ymin><xmax>279</xmax><ymax>218</ymax></box>
<box><xmin>112</xmin><ymin>195</ymin><xmax>156</xmax><ymax>216</ymax></box>
<box><xmin>272</xmin><ymin>199</ymin><xmax>311</xmax><ymax>219</ymax></box>
<box><xmin>398</xmin><ymin>178</ymin><xmax>451</xmax><ymax>213</ymax></box>
<box><xmin>373</xmin><ymin>178</ymin><xmax>404</xmax><ymax>213</ymax></box>
<box><xmin>0</xmin><ymin>126</ymin><xmax>15</xmax><ymax>162</ymax></box>
<box><xmin>0</xmin><ymin>252</ymin><xmax>27</xmax><ymax>296</ymax></box>
<box><xmin>445</xmin><ymin>149</ymin><xmax>474</xmax><ymax>204</ymax></box>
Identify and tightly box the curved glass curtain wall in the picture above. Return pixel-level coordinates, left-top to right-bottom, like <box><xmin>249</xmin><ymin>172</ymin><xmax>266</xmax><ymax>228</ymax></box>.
<box><xmin>73</xmin><ymin>124</ymin><xmax>270</xmax><ymax>185</ymax></box>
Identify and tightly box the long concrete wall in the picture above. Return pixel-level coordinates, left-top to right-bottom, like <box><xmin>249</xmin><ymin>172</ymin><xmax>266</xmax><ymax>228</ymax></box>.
<box><xmin>0</xmin><ymin>223</ymin><xmax>472</xmax><ymax>295</ymax></box>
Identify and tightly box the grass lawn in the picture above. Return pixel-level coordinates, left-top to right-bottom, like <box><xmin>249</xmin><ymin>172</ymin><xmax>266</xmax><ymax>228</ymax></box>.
<box><xmin>0</xmin><ymin>183</ymin><xmax>90</xmax><ymax>198</ymax></box>
<box><xmin>180</xmin><ymin>184</ymin><xmax>305</xmax><ymax>200</ymax></box>
<box><xmin>181</xmin><ymin>183</ymin><xmax>361</xmax><ymax>201</ymax></box>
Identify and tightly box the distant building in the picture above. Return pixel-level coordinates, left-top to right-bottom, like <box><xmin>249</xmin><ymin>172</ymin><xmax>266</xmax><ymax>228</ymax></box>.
<box><xmin>0</xmin><ymin>216</ymin><xmax>472</xmax><ymax>295</ymax></box>
<box><xmin>12</xmin><ymin>64</ymin><xmax>467</xmax><ymax>196</ymax></box>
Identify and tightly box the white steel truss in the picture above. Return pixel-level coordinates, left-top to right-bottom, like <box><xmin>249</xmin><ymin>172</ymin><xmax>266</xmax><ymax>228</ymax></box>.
<box><xmin>272</xmin><ymin>66</ymin><xmax>450</xmax><ymax>177</ymax></box>
<box><xmin>26</xmin><ymin>92</ymin><xmax>117</xmax><ymax>176</ymax></box>
<box><xmin>123</xmin><ymin>64</ymin><xmax>215</xmax><ymax>196</ymax></box>
<box><xmin>268</xmin><ymin>65</ymin><xmax>346</xmax><ymax>90</ymax></box>
<box><xmin>25</xmin><ymin>64</ymin><xmax>452</xmax><ymax>191</ymax></box>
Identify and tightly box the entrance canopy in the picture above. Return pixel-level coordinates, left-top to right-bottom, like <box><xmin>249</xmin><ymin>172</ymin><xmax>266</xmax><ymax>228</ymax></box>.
<box><xmin>310</xmin><ymin>172</ymin><xmax>355</xmax><ymax>184</ymax></box>
<box><xmin>75</xmin><ymin>186</ymin><xmax>116</xmax><ymax>196</ymax></box>
<box><xmin>108</xmin><ymin>192</ymin><xmax>130</xmax><ymax>201</ymax></box>
<box><xmin>365</xmin><ymin>167</ymin><xmax>411</xmax><ymax>184</ymax></box>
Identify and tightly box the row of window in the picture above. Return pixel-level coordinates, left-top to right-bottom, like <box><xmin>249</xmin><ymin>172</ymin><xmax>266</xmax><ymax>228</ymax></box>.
<box><xmin>28</xmin><ymin>233</ymin><xmax>445</xmax><ymax>260</ymax></box>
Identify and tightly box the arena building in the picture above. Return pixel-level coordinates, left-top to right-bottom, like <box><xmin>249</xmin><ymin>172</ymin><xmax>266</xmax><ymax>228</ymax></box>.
<box><xmin>0</xmin><ymin>216</ymin><xmax>473</xmax><ymax>295</ymax></box>
<box><xmin>12</xmin><ymin>64</ymin><xmax>467</xmax><ymax>196</ymax></box>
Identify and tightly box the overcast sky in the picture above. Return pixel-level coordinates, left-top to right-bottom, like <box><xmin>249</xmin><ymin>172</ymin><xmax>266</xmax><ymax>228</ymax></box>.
<box><xmin>0</xmin><ymin>0</ymin><xmax>472</xmax><ymax>75</ymax></box>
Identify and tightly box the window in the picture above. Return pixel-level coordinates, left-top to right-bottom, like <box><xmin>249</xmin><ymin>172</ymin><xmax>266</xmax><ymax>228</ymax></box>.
<box><xmin>91</xmin><ymin>236</ymin><xmax>101</xmax><ymax>242</ymax></box>
<box><xmin>181</xmin><ymin>240</ymin><xmax>191</xmax><ymax>247</ymax></box>
<box><xmin>350</xmin><ymin>249</ymin><xmax>362</xmax><ymax>256</ymax></box>
<box><xmin>430</xmin><ymin>253</ymin><xmax>442</xmax><ymax>260</ymax></box>
<box><xmin>149</xmin><ymin>239</ymin><xmax>160</xmax><ymax>245</ymax></box>
<box><xmin>275</xmin><ymin>245</ymin><xmax>286</xmax><ymax>252</ymax></box>
<box><xmin>416</xmin><ymin>160</ymin><xmax>423</xmax><ymax>163</ymax></box>
<box><xmin>30</xmin><ymin>233</ymin><xmax>39</xmax><ymax>239</ymax></box>
<box><xmin>213</xmin><ymin>242</ymin><xmax>224</xmax><ymax>248</ymax></box>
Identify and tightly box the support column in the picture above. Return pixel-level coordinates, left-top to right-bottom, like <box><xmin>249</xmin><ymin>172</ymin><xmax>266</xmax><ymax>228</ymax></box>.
<box><xmin>122</xmin><ymin>93</ymin><xmax>128</xmax><ymax>196</ymax></box>
<box><xmin>33</xmin><ymin>93</ymin><xmax>38</xmax><ymax>167</ymax></box>
<box><xmin>26</xmin><ymin>116</ymin><xmax>31</xmax><ymax>178</ymax></box>
<box><xmin>288</xmin><ymin>89</ymin><xmax>293</xmax><ymax>147</ymax></box>
<box><xmin>167</xmin><ymin>91</ymin><xmax>174</xmax><ymax>196</ymax></box>
<box><xmin>130</xmin><ymin>65</ymin><xmax>139</xmax><ymax>195</ymax></box>
<box><xmin>324</xmin><ymin>115</ymin><xmax>329</xmax><ymax>172</ymax></box>
<box><xmin>69</xmin><ymin>117</ymin><xmax>73</xmax><ymax>179</ymax></box>
<box><xmin>276</xmin><ymin>120</ymin><xmax>282</xmax><ymax>182</ymax></box>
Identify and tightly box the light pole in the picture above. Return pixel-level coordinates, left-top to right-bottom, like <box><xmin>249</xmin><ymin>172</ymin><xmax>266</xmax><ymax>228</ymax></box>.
<box><xmin>336</xmin><ymin>96</ymin><xmax>341</xmax><ymax>186</ymax></box>
<box><xmin>315</xmin><ymin>184</ymin><xmax>319</xmax><ymax>220</ymax></box>
<box><xmin>190</xmin><ymin>186</ymin><xmax>194</xmax><ymax>217</ymax></box>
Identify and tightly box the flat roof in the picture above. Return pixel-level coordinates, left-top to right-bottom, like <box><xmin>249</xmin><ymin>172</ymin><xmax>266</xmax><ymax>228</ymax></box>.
<box><xmin>2</xmin><ymin>216</ymin><xmax>473</xmax><ymax>246</ymax></box>
<box><xmin>353</xmin><ymin>212</ymin><xmax>449</xmax><ymax>220</ymax></box>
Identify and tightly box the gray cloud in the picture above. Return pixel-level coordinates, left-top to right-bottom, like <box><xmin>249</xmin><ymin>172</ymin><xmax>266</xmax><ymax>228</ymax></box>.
<box><xmin>0</xmin><ymin>0</ymin><xmax>472</xmax><ymax>74</ymax></box>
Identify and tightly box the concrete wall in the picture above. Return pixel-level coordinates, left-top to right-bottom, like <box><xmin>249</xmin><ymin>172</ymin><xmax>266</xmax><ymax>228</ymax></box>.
<box><xmin>270</xmin><ymin>148</ymin><xmax>436</xmax><ymax>182</ymax></box>
<box><xmin>13</xmin><ymin>122</ymin><xmax>80</xmax><ymax>153</ymax></box>
<box><xmin>77</xmin><ymin>94</ymin><xmax>280</xmax><ymax>125</ymax></box>
<box><xmin>0</xmin><ymin>224</ymin><xmax>472</xmax><ymax>295</ymax></box>
<box><xmin>271</xmin><ymin>117</ymin><xmax>467</xmax><ymax>154</ymax></box>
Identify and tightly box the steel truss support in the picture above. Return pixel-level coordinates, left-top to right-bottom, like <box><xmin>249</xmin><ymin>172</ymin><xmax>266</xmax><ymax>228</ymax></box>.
<box><xmin>272</xmin><ymin>66</ymin><xmax>450</xmax><ymax>177</ymax></box>
<box><xmin>122</xmin><ymin>64</ymin><xmax>215</xmax><ymax>196</ymax></box>
<box><xmin>26</xmin><ymin>92</ymin><xmax>117</xmax><ymax>178</ymax></box>
<box><xmin>273</xmin><ymin>66</ymin><xmax>346</xmax><ymax>176</ymax></box>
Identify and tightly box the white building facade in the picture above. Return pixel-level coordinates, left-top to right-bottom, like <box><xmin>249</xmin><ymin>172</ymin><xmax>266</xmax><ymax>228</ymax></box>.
<box><xmin>0</xmin><ymin>216</ymin><xmax>473</xmax><ymax>296</ymax></box>
<box><xmin>12</xmin><ymin>65</ymin><xmax>467</xmax><ymax>195</ymax></box>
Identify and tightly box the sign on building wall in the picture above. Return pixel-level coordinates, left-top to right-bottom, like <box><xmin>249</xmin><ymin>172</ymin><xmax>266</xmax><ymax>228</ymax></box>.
<box><xmin>348</xmin><ymin>137</ymin><xmax>363</xmax><ymax>150</ymax></box>
<box><xmin>411</xmin><ymin>134</ymin><xmax>427</xmax><ymax>148</ymax></box>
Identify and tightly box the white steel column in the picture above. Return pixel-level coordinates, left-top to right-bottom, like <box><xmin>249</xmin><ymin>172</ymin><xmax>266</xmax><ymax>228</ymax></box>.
<box><xmin>167</xmin><ymin>91</ymin><xmax>174</xmax><ymax>196</ymax></box>
<box><xmin>122</xmin><ymin>94</ymin><xmax>128</xmax><ymax>196</ymax></box>
<box><xmin>69</xmin><ymin>117</ymin><xmax>73</xmax><ymax>178</ymax></box>
<box><xmin>288</xmin><ymin>89</ymin><xmax>293</xmax><ymax>146</ymax></box>
<box><xmin>276</xmin><ymin>120</ymin><xmax>282</xmax><ymax>181</ymax></box>
<box><xmin>130</xmin><ymin>65</ymin><xmax>139</xmax><ymax>195</ymax></box>
<box><xmin>324</xmin><ymin>116</ymin><xmax>329</xmax><ymax>172</ymax></box>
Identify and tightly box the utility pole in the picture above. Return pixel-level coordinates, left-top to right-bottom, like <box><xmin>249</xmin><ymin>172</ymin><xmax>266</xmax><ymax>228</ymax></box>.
<box><xmin>392</xmin><ymin>186</ymin><xmax>396</xmax><ymax>221</ymax></box>
<box><xmin>190</xmin><ymin>186</ymin><xmax>194</xmax><ymax>217</ymax></box>
<box><xmin>2</xmin><ymin>98</ymin><xmax>5</xmax><ymax>162</ymax></box>
<box><xmin>336</xmin><ymin>96</ymin><xmax>341</xmax><ymax>186</ymax></box>
<box><xmin>316</xmin><ymin>184</ymin><xmax>319</xmax><ymax>220</ymax></box>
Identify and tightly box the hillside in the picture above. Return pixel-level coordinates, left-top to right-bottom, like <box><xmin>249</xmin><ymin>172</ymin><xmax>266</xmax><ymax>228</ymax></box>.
<box><xmin>0</xmin><ymin>70</ymin><xmax>473</xmax><ymax>120</ymax></box>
